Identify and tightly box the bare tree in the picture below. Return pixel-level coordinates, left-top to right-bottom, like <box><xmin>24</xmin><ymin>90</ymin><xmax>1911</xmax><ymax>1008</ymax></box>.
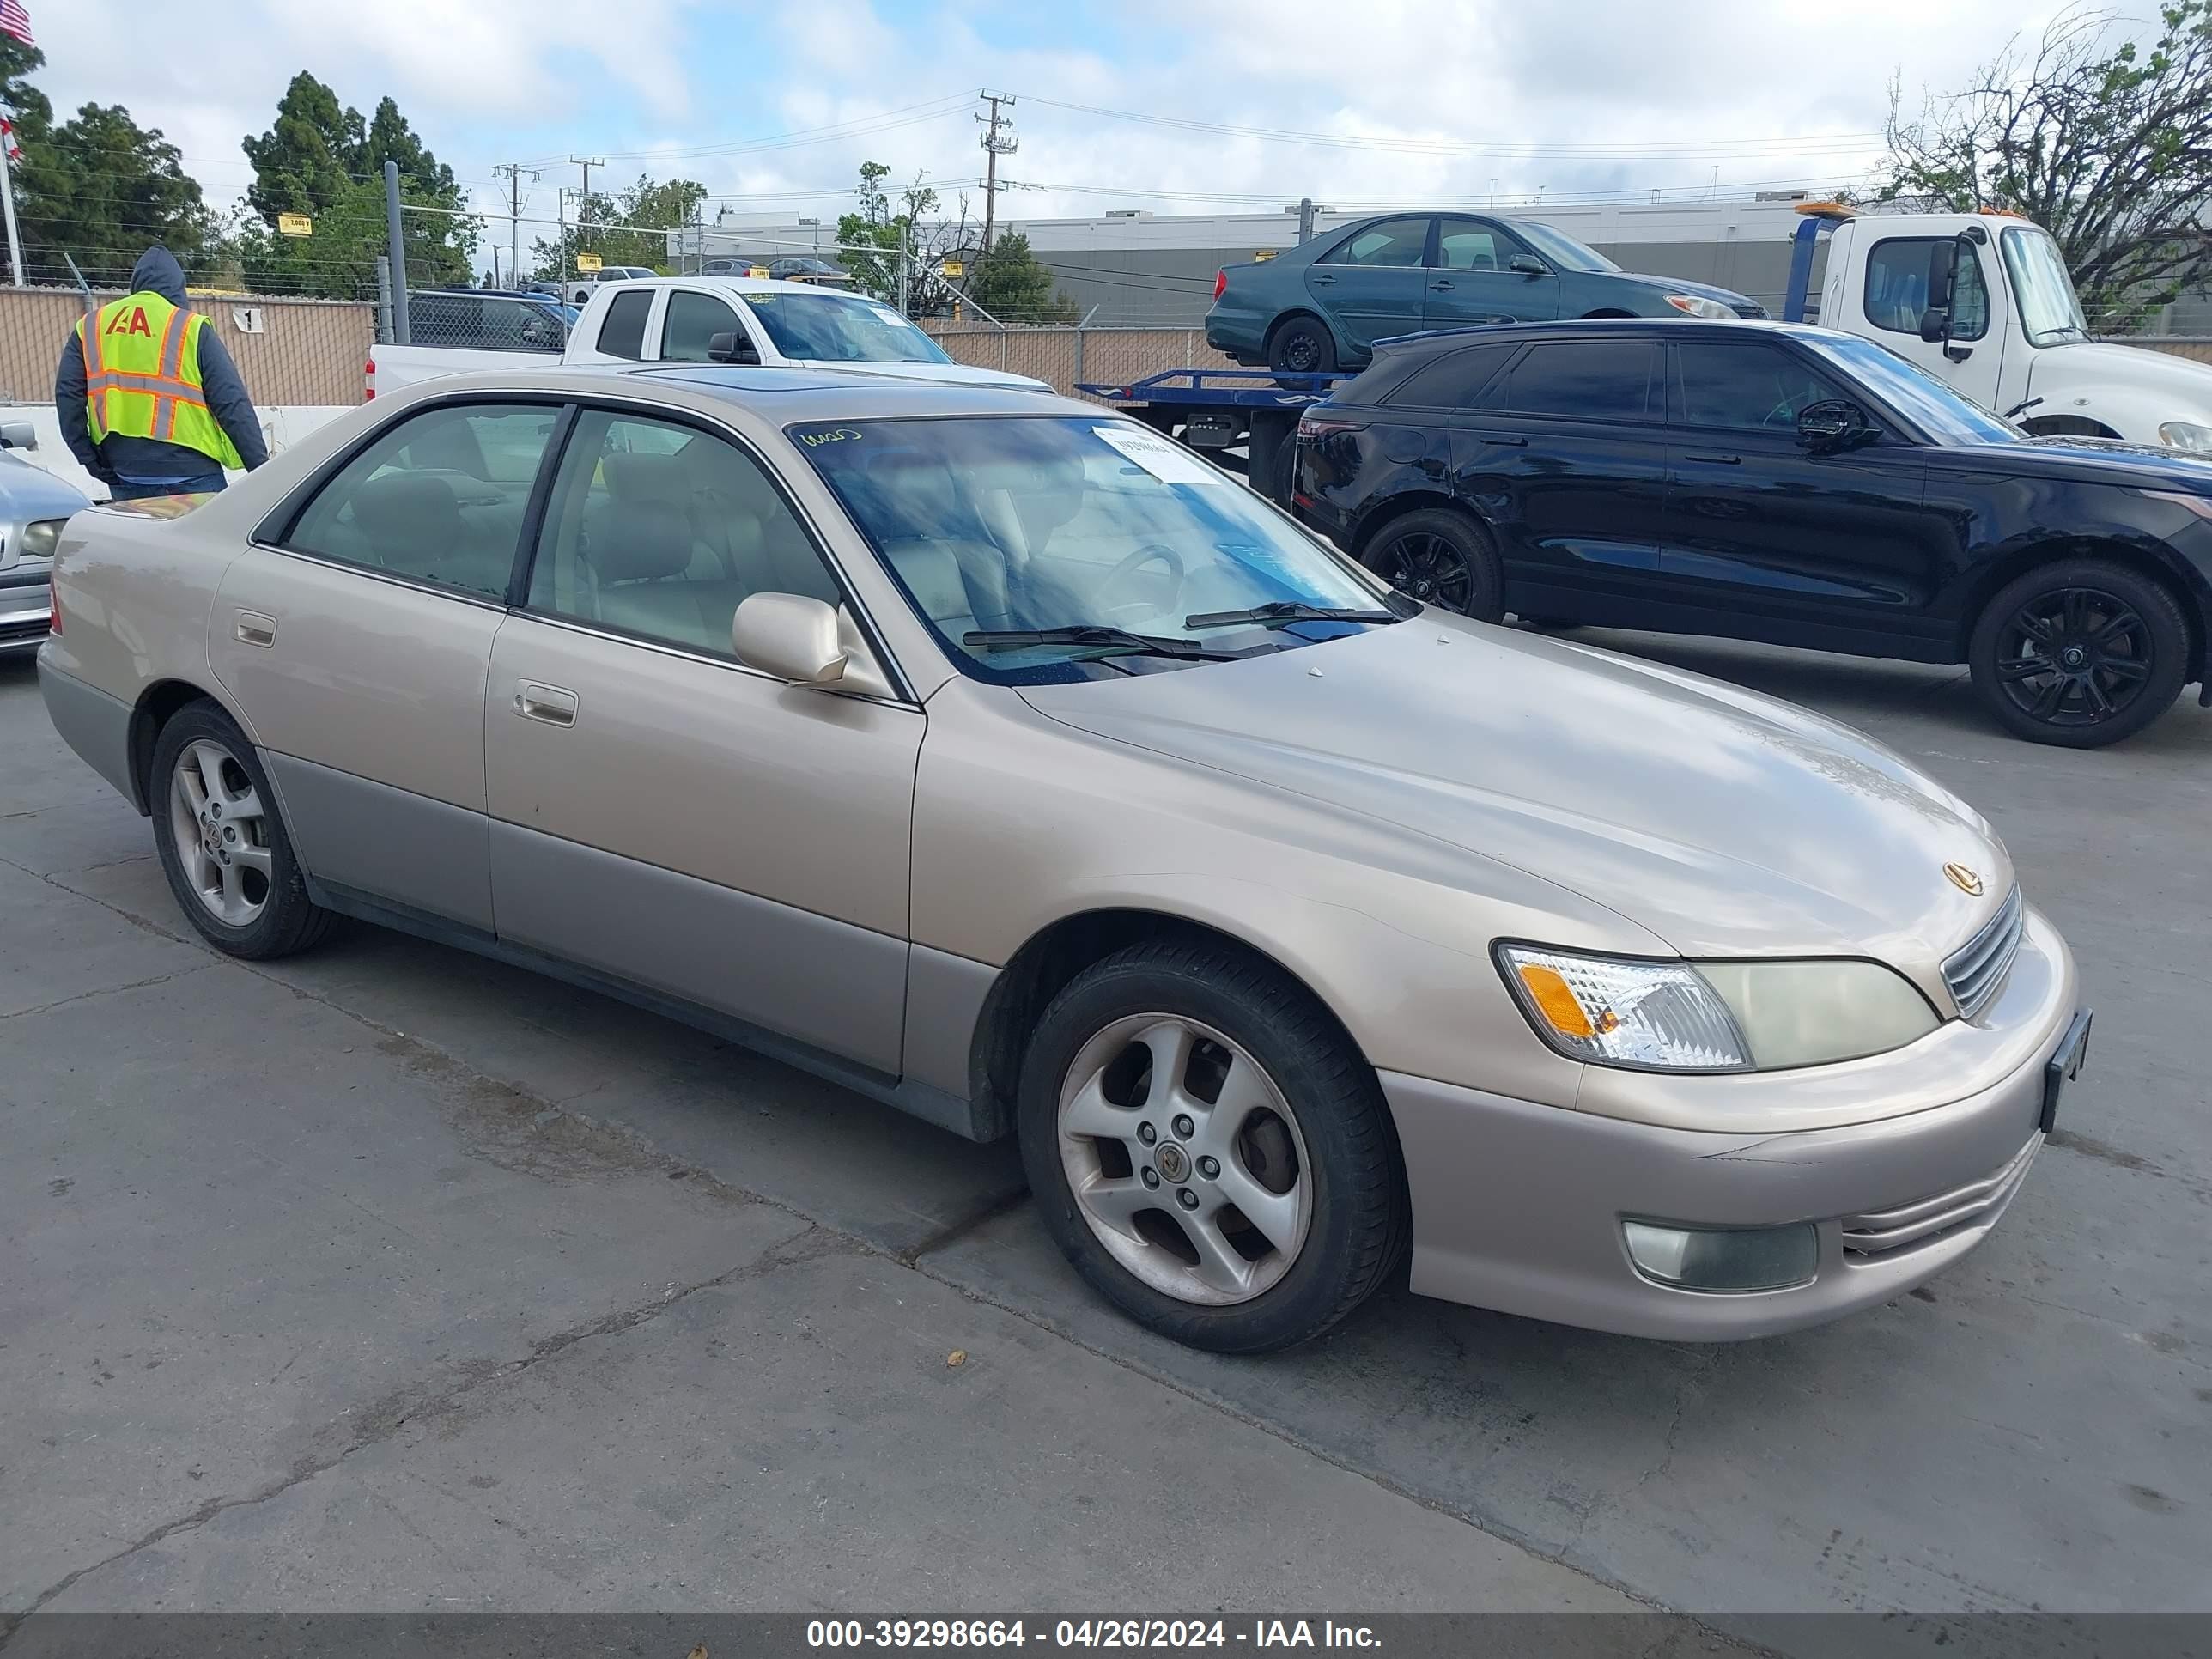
<box><xmin>1881</xmin><ymin>0</ymin><xmax>2212</xmax><ymax>331</ymax></box>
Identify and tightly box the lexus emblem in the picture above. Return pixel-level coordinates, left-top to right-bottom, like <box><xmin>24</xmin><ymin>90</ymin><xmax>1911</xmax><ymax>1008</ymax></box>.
<box><xmin>1944</xmin><ymin>862</ymin><xmax>1984</xmax><ymax>897</ymax></box>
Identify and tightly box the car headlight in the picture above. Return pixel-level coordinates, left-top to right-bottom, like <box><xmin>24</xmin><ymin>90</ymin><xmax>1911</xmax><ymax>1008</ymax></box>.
<box><xmin>14</xmin><ymin>519</ymin><xmax>65</xmax><ymax>561</ymax></box>
<box><xmin>1663</xmin><ymin>294</ymin><xmax>1735</xmax><ymax>319</ymax></box>
<box><xmin>1498</xmin><ymin>945</ymin><xmax>1940</xmax><ymax>1073</ymax></box>
<box><xmin>2158</xmin><ymin>421</ymin><xmax>2212</xmax><ymax>452</ymax></box>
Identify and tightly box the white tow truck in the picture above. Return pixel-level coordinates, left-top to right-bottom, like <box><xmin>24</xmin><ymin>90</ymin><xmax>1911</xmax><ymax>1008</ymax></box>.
<box><xmin>1784</xmin><ymin>203</ymin><xmax>2212</xmax><ymax>452</ymax></box>
<box><xmin>367</xmin><ymin>276</ymin><xmax>1048</xmax><ymax>399</ymax></box>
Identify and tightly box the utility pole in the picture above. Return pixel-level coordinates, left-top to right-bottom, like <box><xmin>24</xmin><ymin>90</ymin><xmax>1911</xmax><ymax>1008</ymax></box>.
<box><xmin>975</xmin><ymin>91</ymin><xmax>1017</xmax><ymax>263</ymax></box>
<box><xmin>493</xmin><ymin>162</ymin><xmax>540</xmax><ymax>285</ymax></box>
<box><xmin>569</xmin><ymin>155</ymin><xmax>606</xmax><ymax>254</ymax></box>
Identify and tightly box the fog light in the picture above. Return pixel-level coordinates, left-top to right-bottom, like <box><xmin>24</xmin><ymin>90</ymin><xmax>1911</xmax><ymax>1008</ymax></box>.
<box><xmin>1623</xmin><ymin>1220</ymin><xmax>1819</xmax><ymax>1292</ymax></box>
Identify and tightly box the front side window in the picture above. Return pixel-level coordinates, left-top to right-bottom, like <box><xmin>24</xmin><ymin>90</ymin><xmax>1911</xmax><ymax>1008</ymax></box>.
<box><xmin>1864</xmin><ymin>238</ymin><xmax>1990</xmax><ymax>340</ymax></box>
<box><xmin>658</xmin><ymin>291</ymin><xmax>746</xmax><ymax>363</ymax></box>
<box><xmin>1321</xmin><ymin>217</ymin><xmax>1431</xmax><ymax>269</ymax></box>
<box><xmin>793</xmin><ymin>416</ymin><xmax>1401</xmax><ymax>684</ymax></box>
<box><xmin>1674</xmin><ymin>341</ymin><xmax>1853</xmax><ymax>432</ymax></box>
<box><xmin>2000</xmin><ymin>226</ymin><xmax>2090</xmax><ymax>346</ymax></box>
<box><xmin>526</xmin><ymin>410</ymin><xmax>840</xmax><ymax>660</ymax></box>
<box><xmin>1503</xmin><ymin>341</ymin><xmax>1656</xmax><ymax>421</ymax></box>
<box><xmin>285</xmin><ymin>403</ymin><xmax>561</xmax><ymax>599</ymax></box>
<box><xmin>741</xmin><ymin>293</ymin><xmax>952</xmax><ymax>364</ymax></box>
<box><xmin>1435</xmin><ymin>221</ymin><xmax>1505</xmax><ymax>272</ymax></box>
<box><xmin>597</xmin><ymin>289</ymin><xmax>653</xmax><ymax>360</ymax></box>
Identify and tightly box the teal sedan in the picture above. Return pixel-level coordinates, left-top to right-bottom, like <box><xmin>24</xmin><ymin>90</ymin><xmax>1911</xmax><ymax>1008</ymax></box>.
<box><xmin>1206</xmin><ymin>212</ymin><xmax>1764</xmax><ymax>373</ymax></box>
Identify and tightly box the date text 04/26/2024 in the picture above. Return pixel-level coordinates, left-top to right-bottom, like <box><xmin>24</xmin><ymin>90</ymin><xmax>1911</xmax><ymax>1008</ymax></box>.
<box><xmin>805</xmin><ymin>1621</ymin><xmax>1382</xmax><ymax>1649</ymax></box>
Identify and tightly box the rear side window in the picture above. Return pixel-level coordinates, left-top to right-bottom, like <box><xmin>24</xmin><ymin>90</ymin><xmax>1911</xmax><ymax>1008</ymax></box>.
<box><xmin>1503</xmin><ymin>341</ymin><xmax>1656</xmax><ymax>422</ymax></box>
<box><xmin>1387</xmin><ymin>343</ymin><xmax>1514</xmax><ymax>410</ymax></box>
<box><xmin>1320</xmin><ymin>217</ymin><xmax>1431</xmax><ymax>269</ymax></box>
<box><xmin>597</xmin><ymin>290</ymin><xmax>653</xmax><ymax>360</ymax></box>
<box><xmin>407</xmin><ymin>293</ymin><xmax>474</xmax><ymax>348</ymax></box>
<box><xmin>283</xmin><ymin>403</ymin><xmax>562</xmax><ymax>600</ymax></box>
<box><xmin>659</xmin><ymin>291</ymin><xmax>744</xmax><ymax>363</ymax></box>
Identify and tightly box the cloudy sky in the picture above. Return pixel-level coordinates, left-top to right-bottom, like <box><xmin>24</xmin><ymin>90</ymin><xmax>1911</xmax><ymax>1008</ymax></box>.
<box><xmin>39</xmin><ymin>0</ymin><xmax>2058</xmax><ymax>238</ymax></box>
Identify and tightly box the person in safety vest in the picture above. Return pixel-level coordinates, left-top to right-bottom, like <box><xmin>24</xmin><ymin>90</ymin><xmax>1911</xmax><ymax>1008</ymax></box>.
<box><xmin>55</xmin><ymin>246</ymin><xmax>269</xmax><ymax>501</ymax></box>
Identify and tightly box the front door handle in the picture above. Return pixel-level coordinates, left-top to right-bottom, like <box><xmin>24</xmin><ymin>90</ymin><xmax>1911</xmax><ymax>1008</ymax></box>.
<box><xmin>234</xmin><ymin>611</ymin><xmax>276</xmax><ymax>647</ymax></box>
<box><xmin>1682</xmin><ymin>451</ymin><xmax>1742</xmax><ymax>465</ymax></box>
<box><xmin>513</xmin><ymin>681</ymin><xmax>577</xmax><ymax>726</ymax></box>
<box><xmin>1467</xmin><ymin>434</ymin><xmax>1528</xmax><ymax>447</ymax></box>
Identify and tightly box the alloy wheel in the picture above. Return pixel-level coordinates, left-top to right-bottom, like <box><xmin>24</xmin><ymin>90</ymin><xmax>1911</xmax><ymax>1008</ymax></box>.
<box><xmin>1056</xmin><ymin>1013</ymin><xmax>1314</xmax><ymax>1306</ymax></box>
<box><xmin>1991</xmin><ymin>585</ymin><xmax>2156</xmax><ymax>730</ymax></box>
<box><xmin>168</xmin><ymin>738</ymin><xmax>274</xmax><ymax>926</ymax></box>
<box><xmin>1380</xmin><ymin>531</ymin><xmax>1474</xmax><ymax>611</ymax></box>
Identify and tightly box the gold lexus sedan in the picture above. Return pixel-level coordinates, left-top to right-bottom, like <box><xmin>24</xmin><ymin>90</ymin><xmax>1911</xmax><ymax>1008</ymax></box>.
<box><xmin>38</xmin><ymin>367</ymin><xmax>2091</xmax><ymax>1353</ymax></box>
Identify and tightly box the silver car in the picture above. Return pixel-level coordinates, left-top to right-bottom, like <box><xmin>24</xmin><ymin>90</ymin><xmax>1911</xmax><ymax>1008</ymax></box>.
<box><xmin>37</xmin><ymin>366</ymin><xmax>2090</xmax><ymax>1353</ymax></box>
<box><xmin>1</xmin><ymin>425</ymin><xmax>89</xmax><ymax>656</ymax></box>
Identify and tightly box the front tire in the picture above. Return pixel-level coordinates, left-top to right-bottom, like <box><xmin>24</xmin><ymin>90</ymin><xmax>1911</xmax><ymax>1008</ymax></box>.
<box><xmin>1967</xmin><ymin>559</ymin><xmax>2188</xmax><ymax>747</ymax></box>
<box><xmin>1364</xmin><ymin>508</ymin><xmax>1504</xmax><ymax>622</ymax></box>
<box><xmin>1018</xmin><ymin>939</ymin><xmax>1407</xmax><ymax>1354</ymax></box>
<box><xmin>150</xmin><ymin>700</ymin><xmax>336</xmax><ymax>958</ymax></box>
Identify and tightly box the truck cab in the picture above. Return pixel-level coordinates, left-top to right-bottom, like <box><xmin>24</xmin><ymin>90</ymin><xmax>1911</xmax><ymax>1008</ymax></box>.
<box><xmin>1794</xmin><ymin>205</ymin><xmax>2212</xmax><ymax>453</ymax></box>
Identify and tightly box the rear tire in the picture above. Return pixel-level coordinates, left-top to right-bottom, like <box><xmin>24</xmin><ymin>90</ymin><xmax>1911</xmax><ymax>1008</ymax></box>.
<box><xmin>1364</xmin><ymin>508</ymin><xmax>1504</xmax><ymax>623</ymax></box>
<box><xmin>1266</xmin><ymin>314</ymin><xmax>1337</xmax><ymax>376</ymax></box>
<box><xmin>1967</xmin><ymin>558</ymin><xmax>2189</xmax><ymax>747</ymax></box>
<box><xmin>1018</xmin><ymin>939</ymin><xmax>1407</xmax><ymax>1354</ymax></box>
<box><xmin>149</xmin><ymin>700</ymin><xmax>336</xmax><ymax>958</ymax></box>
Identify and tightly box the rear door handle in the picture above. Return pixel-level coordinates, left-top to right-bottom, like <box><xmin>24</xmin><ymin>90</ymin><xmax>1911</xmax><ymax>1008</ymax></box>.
<box><xmin>1467</xmin><ymin>434</ymin><xmax>1528</xmax><ymax>447</ymax></box>
<box><xmin>1310</xmin><ymin>273</ymin><xmax>1337</xmax><ymax>286</ymax></box>
<box><xmin>1683</xmin><ymin>451</ymin><xmax>1742</xmax><ymax>465</ymax></box>
<box><xmin>513</xmin><ymin>681</ymin><xmax>577</xmax><ymax>726</ymax></box>
<box><xmin>234</xmin><ymin>611</ymin><xmax>276</xmax><ymax>647</ymax></box>
<box><xmin>1428</xmin><ymin>279</ymin><xmax>1455</xmax><ymax>291</ymax></box>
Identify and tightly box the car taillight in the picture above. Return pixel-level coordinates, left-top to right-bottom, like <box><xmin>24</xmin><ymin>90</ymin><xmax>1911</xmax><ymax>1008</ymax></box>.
<box><xmin>1298</xmin><ymin>416</ymin><xmax>1367</xmax><ymax>439</ymax></box>
<box><xmin>1213</xmin><ymin>270</ymin><xmax>1228</xmax><ymax>301</ymax></box>
<box><xmin>48</xmin><ymin>584</ymin><xmax>61</xmax><ymax>635</ymax></box>
<box><xmin>364</xmin><ymin>359</ymin><xmax>376</xmax><ymax>401</ymax></box>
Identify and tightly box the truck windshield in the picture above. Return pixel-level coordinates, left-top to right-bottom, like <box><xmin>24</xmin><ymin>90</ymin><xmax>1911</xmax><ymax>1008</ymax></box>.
<box><xmin>2000</xmin><ymin>227</ymin><xmax>2090</xmax><ymax>346</ymax></box>
<box><xmin>741</xmin><ymin>293</ymin><xmax>954</xmax><ymax>364</ymax></box>
<box><xmin>1801</xmin><ymin>333</ymin><xmax>2021</xmax><ymax>444</ymax></box>
<box><xmin>792</xmin><ymin>416</ymin><xmax>1401</xmax><ymax>684</ymax></box>
<box><xmin>1511</xmin><ymin>222</ymin><xmax>1621</xmax><ymax>273</ymax></box>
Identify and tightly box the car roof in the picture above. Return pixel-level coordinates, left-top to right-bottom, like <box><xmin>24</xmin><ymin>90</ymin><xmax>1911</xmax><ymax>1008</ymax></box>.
<box><xmin>1369</xmin><ymin>317</ymin><xmax>1831</xmax><ymax>358</ymax></box>
<box><xmin>598</xmin><ymin>275</ymin><xmax>882</xmax><ymax>299</ymax></box>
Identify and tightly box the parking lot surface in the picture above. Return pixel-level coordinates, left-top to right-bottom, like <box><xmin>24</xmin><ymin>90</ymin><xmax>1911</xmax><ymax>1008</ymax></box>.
<box><xmin>3</xmin><ymin>638</ymin><xmax>2209</xmax><ymax>1638</ymax></box>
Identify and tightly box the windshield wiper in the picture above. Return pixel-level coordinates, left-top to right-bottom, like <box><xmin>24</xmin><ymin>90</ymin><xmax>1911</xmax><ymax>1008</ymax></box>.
<box><xmin>962</xmin><ymin>625</ymin><xmax>1255</xmax><ymax>662</ymax></box>
<box><xmin>2004</xmin><ymin>395</ymin><xmax>2045</xmax><ymax>422</ymax></box>
<box><xmin>1182</xmin><ymin>601</ymin><xmax>1402</xmax><ymax>630</ymax></box>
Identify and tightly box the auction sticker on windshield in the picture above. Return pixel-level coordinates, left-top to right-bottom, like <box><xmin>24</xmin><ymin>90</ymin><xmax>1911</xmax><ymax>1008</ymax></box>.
<box><xmin>1092</xmin><ymin>424</ymin><xmax>1228</xmax><ymax>487</ymax></box>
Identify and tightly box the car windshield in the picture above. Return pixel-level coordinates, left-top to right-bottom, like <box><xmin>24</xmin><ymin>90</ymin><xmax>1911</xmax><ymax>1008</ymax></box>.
<box><xmin>793</xmin><ymin>416</ymin><xmax>1403</xmax><ymax>684</ymax></box>
<box><xmin>741</xmin><ymin>293</ymin><xmax>953</xmax><ymax>364</ymax></box>
<box><xmin>1510</xmin><ymin>222</ymin><xmax>1621</xmax><ymax>273</ymax></box>
<box><xmin>2000</xmin><ymin>226</ymin><xmax>2090</xmax><ymax>346</ymax></box>
<box><xmin>1801</xmin><ymin>331</ymin><xmax>2021</xmax><ymax>444</ymax></box>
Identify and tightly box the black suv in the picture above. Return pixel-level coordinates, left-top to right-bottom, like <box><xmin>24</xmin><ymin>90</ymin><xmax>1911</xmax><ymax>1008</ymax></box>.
<box><xmin>1296</xmin><ymin>319</ymin><xmax>2212</xmax><ymax>745</ymax></box>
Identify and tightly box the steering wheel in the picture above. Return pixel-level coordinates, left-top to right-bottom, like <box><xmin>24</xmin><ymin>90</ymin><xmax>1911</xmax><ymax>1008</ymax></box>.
<box><xmin>1093</xmin><ymin>543</ymin><xmax>1186</xmax><ymax>623</ymax></box>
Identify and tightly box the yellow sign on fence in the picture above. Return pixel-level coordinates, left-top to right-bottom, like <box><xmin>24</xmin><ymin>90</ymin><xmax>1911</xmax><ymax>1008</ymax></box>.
<box><xmin>574</xmin><ymin>252</ymin><xmax>603</xmax><ymax>273</ymax></box>
<box><xmin>276</xmin><ymin>214</ymin><xmax>313</xmax><ymax>238</ymax></box>
<box><xmin>941</xmin><ymin>260</ymin><xmax>964</xmax><ymax>277</ymax></box>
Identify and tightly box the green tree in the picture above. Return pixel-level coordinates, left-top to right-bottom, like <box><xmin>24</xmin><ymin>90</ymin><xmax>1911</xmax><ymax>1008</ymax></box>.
<box><xmin>238</xmin><ymin>73</ymin><xmax>475</xmax><ymax>298</ymax></box>
<box><xmin>833</xmin><ymin>161</ymin><xmax>970</xmax><ymax>315</ymax></box>
<box><xmin>964</xmin><ymin>231</ymin><xmax>1078</xmax><ymax>324</ymax></box>
<box><xmin>1881</xmin><ymin>1</ymin><xmax>2212</xmax><ymax>331</ymax></box>
<box><xmin>528</xmin><ymin>173</ymin><xmax>706</xmax><ymax>278</ymax></box>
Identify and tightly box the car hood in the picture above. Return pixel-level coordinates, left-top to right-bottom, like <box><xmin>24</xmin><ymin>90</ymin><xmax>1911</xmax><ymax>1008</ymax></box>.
<box><xmin>1605</xmin><ymin>271</ymin><xmax>1762</xmax><ymax>313</ymax></box>
<box><xmin>2027</xmin><ymin>339</ymin><xmax>2212</xmax><ymax>410</ymax></box>
<box><xmin>793</xmin><ymin>359</ymin><xmax>1052</xmax><ymax>392</ymax></box>
<box><xmin>0</xmin><ymin>453</ymin><xmax>93</xmax><ymax>522</ymax></box>
<box><xmin>1018</xmin><ymin>614</ymin><xmax>2007</xmax><ymax>976</ymax></box>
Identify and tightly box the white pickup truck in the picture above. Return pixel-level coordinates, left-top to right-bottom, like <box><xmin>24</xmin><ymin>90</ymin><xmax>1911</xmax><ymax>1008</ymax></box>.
<box><xmin>368</xmin><ymin>276</ymin><xmax>1049</xmax><ymax>398</ymax></box>
<box><xmin>1788</xmin><ymin>204</ymin><xmax>2212</xmax><ymax>452</ymax></box>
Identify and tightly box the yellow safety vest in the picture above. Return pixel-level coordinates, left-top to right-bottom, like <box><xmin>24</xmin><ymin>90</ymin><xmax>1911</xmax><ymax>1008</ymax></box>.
<box><xmin>77</xmin><ymin>292</ymin><xmax>245</xmax><ymax>471</ymax></box>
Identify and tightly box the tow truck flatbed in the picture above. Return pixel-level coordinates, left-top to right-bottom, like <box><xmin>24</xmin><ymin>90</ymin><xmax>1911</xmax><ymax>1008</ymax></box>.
<box><xmin>1076</xmin><ymin>368</ymin><xmax>1357</xmax><ymax>503</ymax></box>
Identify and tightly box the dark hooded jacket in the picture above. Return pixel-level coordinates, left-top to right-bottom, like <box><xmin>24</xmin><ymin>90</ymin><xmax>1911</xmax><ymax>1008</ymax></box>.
<box><xmin>54</xmin><ymin>247</ymin><xmax>270</xmax><ymax>481</ymax></box>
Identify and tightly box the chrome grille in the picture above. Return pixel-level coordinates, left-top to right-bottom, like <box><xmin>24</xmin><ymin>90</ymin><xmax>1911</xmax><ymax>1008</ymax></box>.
<box><xmin>1841</xmin><ymin>1134</ymin><xmax>2042</xmax><ymax>1259</ymax></box>
<box><xmin>1943</xmin><ymin>884</ymin><xmax>2024</xmax><ymax>1021</ymax></box>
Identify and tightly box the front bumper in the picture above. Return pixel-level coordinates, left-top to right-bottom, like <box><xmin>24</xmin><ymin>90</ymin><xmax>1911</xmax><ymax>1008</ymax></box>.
<box><xmin>0</xmin><ymin>575</ymin><xmax>49</xmax><ymax>653</ymax></box>
<box><xmin>1384</xmin><ymin>909</ymin><xmax>2081</xmax><ymax>1340</ymax></box>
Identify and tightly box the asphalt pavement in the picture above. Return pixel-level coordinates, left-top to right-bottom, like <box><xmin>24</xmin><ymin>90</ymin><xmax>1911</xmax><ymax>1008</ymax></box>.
<box><xmin>3</xmin><ymin>637</ymin><xmax>2208</xmax><ymax>1648</ymax></box>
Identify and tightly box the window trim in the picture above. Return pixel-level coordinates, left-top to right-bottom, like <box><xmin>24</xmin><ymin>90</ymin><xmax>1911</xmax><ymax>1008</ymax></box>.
<box><xmin>255</xmin><ymin>393</ymin><xmax>575</xmax><ymax>605</ymax></box>
<box><xmin>514</xmin><ymin>398</ymin><xmax>917</xmax><ymax>703</ymax></box>
<box><xmin>1862</xmin><ymin>235</ymin><xmax>1991</xmax><ymax>343</ymax></box>
<box><xmin>1494</xmin><ymin>337</ymin><xmax>1662</xmax><ymax>424</ymax></box>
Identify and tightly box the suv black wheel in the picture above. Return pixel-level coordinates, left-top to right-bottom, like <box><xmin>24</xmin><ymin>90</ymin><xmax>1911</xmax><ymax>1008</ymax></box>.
<box><xmin>149</xmin><ymin>699</ymin><xmax>337</xmax><ymax>958</ymax></box>
<box><xmin>1267</xmin><ymin>314</ymin><xmax>1337</xmax><ymax>376</ymax></box>
<box><xmin>1018</xmin><ymin>939</ymin><xmax>1407</xmax><ymax>1354</ymax></box>
<box><xmin>1365</xmin><ymin>508</ymin><xmax>1504</xmax><ymax>623</ymax></box>
<box><xmin>1968</xmin><ymin>558</ymin><xmax>2190</xmax><ymax>747</ymax></box>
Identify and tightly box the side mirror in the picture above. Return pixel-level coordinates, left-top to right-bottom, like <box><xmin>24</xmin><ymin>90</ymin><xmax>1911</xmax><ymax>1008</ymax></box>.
<box><xmin>1507</xmin><ymin>254</ymin><xmax>1547</xmax><ymax>277</ymax></box>
<box><xmin>732</xmin><ymin>592</ymin><xmax>892</xmax><ymax>697</ymax></box>
<box><xmin>0</xmin><ymin>419</ymin><xmax>36</xmax><ymax>451</ymax></box>
<box><xmin>707</xmin><ymin>330</ymin><xmax>762</xmax><ymax>365</ymax></box>
<box><xmin>1797</xmin><ymin>398</ymin><xmax>1871</xmax><ymax>452</ymax></box>
<box><xmin>1917</xmin><ymin>307</ymin><xmax>1951</xmax><ymax>343</ymax></box>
